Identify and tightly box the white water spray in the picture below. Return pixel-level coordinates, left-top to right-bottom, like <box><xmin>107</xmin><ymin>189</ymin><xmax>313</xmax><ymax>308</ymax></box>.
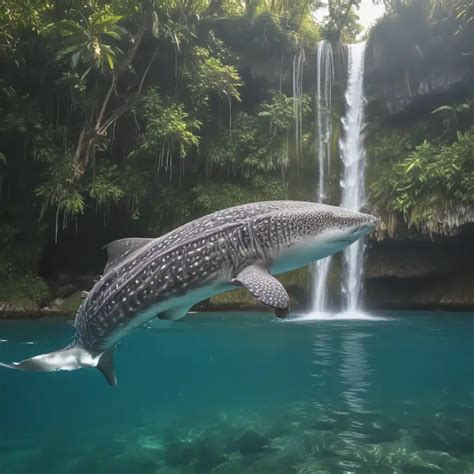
<box><xmin>312</xmin><ymin>40</ymin><xmax>334</xmax><ymax>313</ymax></box>
<box><xmin>339</xmin><ymin>42</ymin><xmax>368</xmax><ymax>312</ymax></box>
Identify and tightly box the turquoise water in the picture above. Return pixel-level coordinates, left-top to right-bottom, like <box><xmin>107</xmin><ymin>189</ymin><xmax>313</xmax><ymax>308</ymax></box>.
<box><xmin>0</xmin><ymin>311</ymin><xmax>473</xmax><ymax>473</ymax></box>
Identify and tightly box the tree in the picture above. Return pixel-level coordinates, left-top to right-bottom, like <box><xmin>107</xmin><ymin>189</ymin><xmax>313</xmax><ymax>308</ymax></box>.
<box><xmin>318</xmin><ymin>0</ymin><xmax>363</xmax><ymax>42</ymax></box>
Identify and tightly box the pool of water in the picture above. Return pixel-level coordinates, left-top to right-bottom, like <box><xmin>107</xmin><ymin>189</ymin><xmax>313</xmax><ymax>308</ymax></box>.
<box><xmin>0</xmin><ymin>311</ymin><xmax>473</xmax><ymax>473</ymax></box>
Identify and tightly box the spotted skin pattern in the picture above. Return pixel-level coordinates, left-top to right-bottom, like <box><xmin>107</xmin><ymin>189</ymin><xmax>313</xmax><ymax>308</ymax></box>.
<box><xmin>232</xmin><ymin>264</ymin><xmax>289</xmax><ymax>313</ymax></box>
<box><xmin>74</xmin><ymin>201</ymin><xmax>377</xmax><ymax>352</ymax></box>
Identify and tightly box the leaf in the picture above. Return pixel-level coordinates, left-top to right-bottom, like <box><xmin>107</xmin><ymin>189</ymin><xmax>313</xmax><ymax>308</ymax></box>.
<box><xmin>102</xmin><ymin>30</ymin><xmax>122</xmax><ymax>40</ymax></box>
<box><xmin>56</xmin><ymin>44</ymin><xmax>82</xmax><ymax>59</ymax></box>
<box><xmin>71</xmin><ymin>51</ymin><xmax>81</xmax><ymax>68</ymax></box>
<box><xmin>404</xmin><ymin>160</ymin><xmax>419</xmax><ymax>173</ymax></box>
<box><xmin>152</xmin><ymin>11</ymin><xmax>160</xmax><ymax>38</ymax></box>
<box><xmin>431</xmin><ymin>105</ymin><xmax>452</xmax><ymax>114</ymax></box>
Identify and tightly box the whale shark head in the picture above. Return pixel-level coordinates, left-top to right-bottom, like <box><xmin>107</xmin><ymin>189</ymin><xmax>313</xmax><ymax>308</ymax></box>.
<box><xmin>315</xmin><ymin>207</ymin><xmax>378</xmax><ymax>246</ymax></box>
<box><xmin>269</xmin><ymin>203</ymin><xmax>378</xmax><ymax>274</ymax></box>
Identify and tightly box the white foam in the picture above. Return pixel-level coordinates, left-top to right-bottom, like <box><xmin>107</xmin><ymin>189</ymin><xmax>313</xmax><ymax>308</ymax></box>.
<box><xmin>288</xmin><ymin>310</ymin><xmax>389</xmax><ymax>322</ymax></box>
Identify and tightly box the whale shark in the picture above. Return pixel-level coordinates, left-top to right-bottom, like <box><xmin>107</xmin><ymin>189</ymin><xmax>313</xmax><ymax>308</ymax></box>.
<box><xmin>0</xmin><ymin>201</ymin><xmax>377</xmax><ymax>385</ymax></box>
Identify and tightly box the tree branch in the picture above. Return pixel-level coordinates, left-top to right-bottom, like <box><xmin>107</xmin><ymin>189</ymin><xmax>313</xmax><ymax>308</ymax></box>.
<box><xmin>335</xmin><ymin>0</ymin><xmax>358</xmax><ymax>41</ymax></box>
<box><xmin>75</xmin><ymin>3</ymin><xmax>152</xmax><ymax>170</ymax></box>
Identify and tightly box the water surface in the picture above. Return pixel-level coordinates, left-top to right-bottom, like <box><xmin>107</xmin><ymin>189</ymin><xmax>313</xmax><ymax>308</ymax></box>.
<box><xmin>0</xmin><ymin>311</ymin><xmax>473</xmax><ymax>473</ymax></box>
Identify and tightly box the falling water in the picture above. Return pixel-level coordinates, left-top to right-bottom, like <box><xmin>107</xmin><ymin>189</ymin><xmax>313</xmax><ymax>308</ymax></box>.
<box><xmin>292</xmin><ymin>48</ymin><xmax>305</xmax><ymax>162</ymax></box>
<box><xmin>339</xmin><ymin>42</ymin><xmax>368</xmax><ymax>312</ymax></box>
<box><xmin>312</xmin><ymin>40</ymin><xmax>334</xmax><ymax>312</ymax></box>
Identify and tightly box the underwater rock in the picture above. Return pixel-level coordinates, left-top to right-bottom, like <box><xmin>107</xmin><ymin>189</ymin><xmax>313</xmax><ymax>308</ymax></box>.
<box><xmin>137</xmin><ymin>435</ymin><xmax>163</xmax><ymax>451</ymax></box>
<box><xmin>164</xmin><ymin>441</ymin><xmax>196</xmax><ymax>467</ymax></box>
<box><xmin>192</xmin><ymin>435</ymin><xmax>227</xmax><ymax>472</ymax></box>
<box><xmin>233</xmin><ymin>429</ymin><xmax>271</xmax><ymax>455</ymax></box>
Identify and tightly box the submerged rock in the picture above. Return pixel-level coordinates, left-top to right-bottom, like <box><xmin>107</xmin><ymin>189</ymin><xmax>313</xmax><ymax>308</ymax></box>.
<box><xmin>233</xmin><ymin>429</ymin><xmax>270</xmax><ymax>455</ymax></box>
<box><xmin>164</xmin><ymin>441</ymin><xmax>196</xmax><ymax>467</ymax></box>
<box><xmin>193</xmin><ymin>436</ymin><xmax>227</xmax><ymax>472</ymax></box>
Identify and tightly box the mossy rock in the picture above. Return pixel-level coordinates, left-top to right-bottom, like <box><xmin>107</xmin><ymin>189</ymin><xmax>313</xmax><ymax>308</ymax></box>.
<box><xmin>0</xmin><ymin>297</ymin><xmax>40</xmax><ymax>317</ymax></box>
<box><xmin>61</xmin><ymin>291</ymin><xmax>83</xmax><ymax>313</ymax></box>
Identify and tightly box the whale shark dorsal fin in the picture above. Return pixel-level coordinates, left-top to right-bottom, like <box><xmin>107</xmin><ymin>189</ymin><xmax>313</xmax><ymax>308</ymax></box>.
<box><xmin>231</xmin><ymin>265</ymin><xmax>290</xmax><ymax>318</ymax></box>
<box><xmin>104</xmin><ymin>238</ymin><xmax>154</xmax><ymax>273</ymax></box>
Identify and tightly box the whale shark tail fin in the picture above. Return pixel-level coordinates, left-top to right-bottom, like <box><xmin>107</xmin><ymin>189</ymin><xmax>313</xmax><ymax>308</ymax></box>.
<box><xmin>0</xmin><ymin>345</ymin><xmax>117</xmax><ymax>386</ymax></box>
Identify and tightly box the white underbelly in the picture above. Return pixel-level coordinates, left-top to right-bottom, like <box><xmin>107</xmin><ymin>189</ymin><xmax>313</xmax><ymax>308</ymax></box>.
<box><xmin>270</xmin><ymin>237</ymin><xmax>348</xmax><ymax>275</ymax></box>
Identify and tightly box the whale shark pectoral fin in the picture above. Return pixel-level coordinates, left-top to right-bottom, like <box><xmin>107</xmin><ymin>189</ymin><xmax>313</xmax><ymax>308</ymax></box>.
<box><xmin>0</xmin><ymin>346</ymin><xmax>117</xmax><ymax>386</ymax></box>
<box><xmin>103</xmin><ymin>237</ymin><xmax>155</xmax><ymax>273</ymax></box>
<box><xmin>231</xmin><ymin>265</ymin><xmax>290</xmax><ymax>318</ymax></box>
<box><xmin>158</xmin><ymin>306</ymin><xmax>192</xmax><ymax>321</ymax></box>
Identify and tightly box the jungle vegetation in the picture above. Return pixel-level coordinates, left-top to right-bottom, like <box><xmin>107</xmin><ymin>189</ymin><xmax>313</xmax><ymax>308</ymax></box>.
<box><xmin>0</xmin><ymin>0</ymin><xmax>472</xmax><ymax>305</ymax></box>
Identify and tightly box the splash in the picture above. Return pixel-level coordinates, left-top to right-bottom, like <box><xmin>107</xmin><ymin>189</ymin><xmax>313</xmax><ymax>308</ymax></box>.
<box><xmin>290</xmin><ymin>310</ymin><xmax>389</xmax><ymax>322</ymax></box>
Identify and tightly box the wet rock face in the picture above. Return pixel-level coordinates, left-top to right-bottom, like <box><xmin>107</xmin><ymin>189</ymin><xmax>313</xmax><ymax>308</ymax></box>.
<box><xmin>365</xmin><ymin>3</ymin><xmax>474</xmax><ymax>119</ymax></box>
<box><xmin>366</xmin><ymin>238</ymin><xmax>468</xmax><ymax>280</ymax></box>
<box><xmin>365</xmin><ymin>233</ymin><xmax>474</xmax><ymax>310</ymax></box>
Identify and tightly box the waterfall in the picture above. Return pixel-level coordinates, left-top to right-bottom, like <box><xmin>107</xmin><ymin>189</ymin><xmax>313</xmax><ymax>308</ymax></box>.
<box><xmin>312</xmin><ymin>39</ymin><xmax>334</xmax><ymax>313</ymax></box>
<box><xmin>339</xmin><ymin>42</ymin><xmax>368</xmax><ymax>312</ymax></box>
<box><xmin>292</xmin><ymin>48</ymin><xmax>305</xmax><ymax>162</ymax></box>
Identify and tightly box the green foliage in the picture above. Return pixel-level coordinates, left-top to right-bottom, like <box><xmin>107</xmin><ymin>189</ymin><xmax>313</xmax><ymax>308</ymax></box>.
<box><xmin>319</xmin><ymin>0</ymin><xmax>363</xmax><ymax>43</ymax></box>
<box><xmin>192</xmin><ymin>179</ymin><xmax>286</xmax><ymax>215</ymax></box>
<box><xmin>432</xmin><ymin>102</ymin><xmax>472</xmax><ymax>131</ymax></box>
<box><xmin>188</xmin><ymin>46</ymin><xmax>242</xmax><ymax>108</ymax></box>
<box><xmin>0</xmin><ymin>0</ymin><xmax>45</xmax><ymax>66</ymax></box>
<box><xmin>55</xmin><ymin>4</ymin><xmax>128</xmax><ymax>75</ymax></box>
<box><xmin>136</xmin><ymin>87</ymin><xmax>201</xmax><ymax>161</ymax></box>
<box><xmin>89</xmin><ymin>164</ymin><xmax>125</xmax><ymax>207</ymax></box>
<box><xmin>0</xmin><ymin>273</ymin><xmax>49</xmax><ymax>305</ymax></box>
<box><xmin>61</xmin><ymin>291</ymin><xmax>82</xmax><ymax>312</ymax></box>
<box><xmin>148</xmin><ymin>186</ymin><xmax>192</xmax><ymax>233</ymax></box>
<box><xmin>205</xmin><ymin>91</ymin><xmax>310</xmax><ymax>178</ymax></box>
<box><xmin>367</xmin><ymin>128</ymin><xmax>420</xmax><ymax>184</ymax></box>
<box><xmin>371</xmin><ymin>127</ymin><xmax>474</xmax><ymax>235</ymax></box>
<box><xmin>0</xmin><ymin>222</ymin><xmax>49</xmax><ymax>304</ymax></box>
<box><xmin>259</xmin><ymin>91</ymin><xmax>296</xmax><ymax>131</ymax></box>
<box><xmin>35</xmin><ymin>155</ymin><xmax>84</xmax><ymax>217</ymax></box>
